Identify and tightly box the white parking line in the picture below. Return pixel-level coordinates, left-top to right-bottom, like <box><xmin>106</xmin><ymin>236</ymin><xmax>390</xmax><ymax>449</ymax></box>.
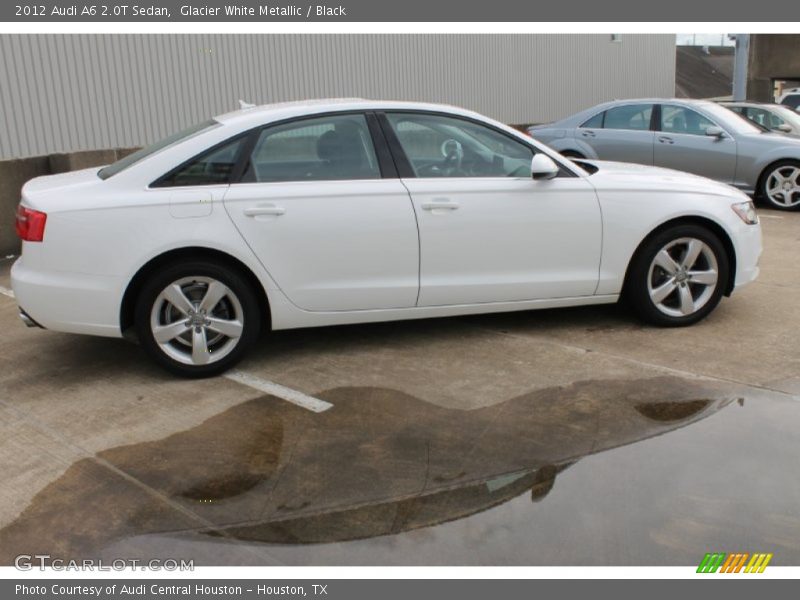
<box><xmin>224</xmin><ymin>370</ymin><xmax>333</xmax><ymax>413</ymax></box>
<box><xmin>759</xmin><ymin>214</ymin><xmax>784</xmax><ymax>220</ymax></box>
<box><xmin>0</xmin><ymin>286</ymin><xmax>15</xmax><ymax>299</ymax></box>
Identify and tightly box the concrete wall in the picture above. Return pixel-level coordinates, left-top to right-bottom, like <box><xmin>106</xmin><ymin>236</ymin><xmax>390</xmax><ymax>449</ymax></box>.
<box><xmin>0</xmin><ymin>149</ymin><xmax>137</xmax><ymax>256</ymax></box>
<box><xmin>747</xmin><ymin>34</ymin><xmax>800</xmax><ymax>101</ymax></box>
<box><xmin>0</xmin><ymin>34</ymin><xmax>677</xmax><ymax>160</ymax></box>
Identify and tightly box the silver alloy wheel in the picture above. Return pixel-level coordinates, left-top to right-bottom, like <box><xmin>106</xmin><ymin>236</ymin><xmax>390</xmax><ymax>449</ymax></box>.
<box><xmin>765</xmin><ymin>165</ymin><xmax>800</xmax><ymax>208</ymax></box>
<box><xmin>647</xmin><ymin>237</ymin><xmax>719</xmax><ymax>318</ymax></box>
<box><xmin>149</xmin><ymin>276</ymin><xmax>244</xmax><ymax>366</ymax></box>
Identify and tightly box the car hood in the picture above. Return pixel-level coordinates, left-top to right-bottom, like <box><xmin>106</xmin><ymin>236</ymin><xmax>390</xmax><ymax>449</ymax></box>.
<box><xmin>576</xmin><ymin>159</ymin><xmax>747</xmax><ymax>199</ymax></box>
<box><xmin>21</xmin><ymin>167</ymin><xmax>103</xmax><ymax>202</ymax></box>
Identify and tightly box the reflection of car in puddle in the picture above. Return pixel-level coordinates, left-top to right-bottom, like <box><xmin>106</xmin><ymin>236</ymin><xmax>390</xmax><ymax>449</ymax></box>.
<box><xmin>0</xmin><ymin>377</ymin><xmax>734</xmax><ymax>560</ymax></box>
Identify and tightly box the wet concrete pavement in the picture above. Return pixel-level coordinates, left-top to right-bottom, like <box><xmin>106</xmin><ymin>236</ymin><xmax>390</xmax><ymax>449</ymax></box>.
<box><xmin>0</xmin><ymin>209</ymin><xmax>798</xmax><ymax>566</ymax></box>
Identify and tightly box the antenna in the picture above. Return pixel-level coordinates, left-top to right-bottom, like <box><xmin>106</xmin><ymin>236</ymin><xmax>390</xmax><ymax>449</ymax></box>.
<box><xmin>238</xmin><ymin>99</ymin><xmax>256</xmax><ymax>110</ymax></box>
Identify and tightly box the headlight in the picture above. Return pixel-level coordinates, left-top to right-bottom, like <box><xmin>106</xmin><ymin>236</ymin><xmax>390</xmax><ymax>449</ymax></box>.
<box><xmin>731</xmin><ymin>201</ymin><xmax>759</xmax><ymax>225</ymax></box>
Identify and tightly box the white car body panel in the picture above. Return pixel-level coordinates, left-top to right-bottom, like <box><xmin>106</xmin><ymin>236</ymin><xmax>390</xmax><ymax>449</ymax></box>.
<box><xmin>583</xmin><ymin>161</ymin><xmax>762</xmax><ymax>295</ymax></box>
<box><xmin>223</xmin><ymin>179</ymin><xmax>419</xmax><ymax>311</ymax></box>
<box><xmin>400</xmin><ymin>176</ymin><xmax>602</xmax><ymax>305</ymax></box>
<box><xmin>10</xmin><ymin>99</ymin><xmax>762</xmax><ymax>341</ymax></box>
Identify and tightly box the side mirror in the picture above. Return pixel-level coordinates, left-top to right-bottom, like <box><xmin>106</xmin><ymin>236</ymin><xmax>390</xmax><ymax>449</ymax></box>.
<box><xmin>530</xmin><ymin>154</ymin><xmax>559</xmax><ymax>180</ymax></box>
<box><xmin>776</xmin><ymin>123</ymin><xmax>793</xmax><ymax>133</ymax></box>
<box><xmin>705</xmin><ymin>126</ymin><xmax>725</xmax><ymax>138</ymax></box>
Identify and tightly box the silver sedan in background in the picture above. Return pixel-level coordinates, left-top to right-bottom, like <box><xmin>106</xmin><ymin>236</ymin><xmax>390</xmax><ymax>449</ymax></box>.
<box><xmin>721</xmin><ymin>101</ymin><xmax>800</xmax><ymax>137</ymax></box>
<box><xmin>529</xmin><ymin>98</ymin><xmax>800</xmax><ymax>210</ymax></box>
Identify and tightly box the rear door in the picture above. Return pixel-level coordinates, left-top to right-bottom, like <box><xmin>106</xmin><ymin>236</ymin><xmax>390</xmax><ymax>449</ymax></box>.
<box><xmin>653</xmin><ymin>104</ymin><xmax>738</xmax><ymax>184</ymax></box>
<box><xmin>223</xmin><ymin>112</ymin><xmax>420</xmax><ymax>311</ymax></box>
<box><xmin>577</xmin><ymin>103</ymin><xmax>655</xmax><ymax>164</ymax></box>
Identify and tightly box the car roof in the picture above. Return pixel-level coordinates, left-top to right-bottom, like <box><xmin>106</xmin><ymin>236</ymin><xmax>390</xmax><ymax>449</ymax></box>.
<box><xmin>719</xmin><ymin>101</ymin><xmax>783</xmax><ymax>108</ymax></box>
<box><xmin>213</xmin><ymin>98</ymin><xmax>488</xmax><ymax>128</ymax></box>
<box><xmin>593</xmin><ymin>98</ymin><xmax>720</xmax><ymax>109</ymax></box>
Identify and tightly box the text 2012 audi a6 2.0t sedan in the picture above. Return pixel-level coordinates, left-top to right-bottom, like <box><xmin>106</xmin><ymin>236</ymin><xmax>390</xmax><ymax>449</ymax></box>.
<box><xmin>12</xmin><ymin>99</ymin><xmax>762</xmax><ymax>377</ymax></box>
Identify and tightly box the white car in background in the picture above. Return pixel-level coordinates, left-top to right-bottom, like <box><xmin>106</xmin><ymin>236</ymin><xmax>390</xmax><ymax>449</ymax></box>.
<box><xmin>12</xmin><ymin>99</ymin><xmax>762</xmax><ymax>377</ymax></box>
<box><xmin>778</xmin><ymin>87</ymin><xmax>800</xmax><ymax>111</ymax></box>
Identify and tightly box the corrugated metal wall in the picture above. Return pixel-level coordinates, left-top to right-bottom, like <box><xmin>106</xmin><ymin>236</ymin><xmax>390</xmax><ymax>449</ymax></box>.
<box><xmin>0</xmin><ymin>34</ymin><xmax>676</xmax><ymax>160</ymax></box>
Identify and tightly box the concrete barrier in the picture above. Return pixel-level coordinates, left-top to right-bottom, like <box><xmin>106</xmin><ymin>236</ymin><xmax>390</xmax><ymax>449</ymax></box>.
<box><xmin>48</xmin><ymin>149</ymin><xmax>120</xmax><ymax>175</ymax></box>
<box><xmin>0</xmin><ymin>148</ymin><xmax>138</xmax><ymax>257</ymax></box>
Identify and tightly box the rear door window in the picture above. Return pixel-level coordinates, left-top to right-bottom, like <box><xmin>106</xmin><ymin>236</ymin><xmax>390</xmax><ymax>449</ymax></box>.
<box><xmin>241</xmin><ymin>114</ymin><xmax>380</xmax><ymax>183</ymax></box>
<box><xmin>602</xmin><ymin>104</ymin><xmax>653</xmax><ymax>131</ymax></box>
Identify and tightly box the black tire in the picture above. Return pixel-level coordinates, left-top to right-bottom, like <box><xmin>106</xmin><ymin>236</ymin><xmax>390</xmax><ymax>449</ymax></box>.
<box><xmin>625</xmin><ymin>224</ymin><xmax>729</xmax><ymax>327</ymax></box>
<box><xmin>758</xmin><ymin>159</ymin><xmax>800</xmax><ymax>211</ymax></box>
<box><xmin>560</xmin><ymin>150</ymin><xmax>585</xmax><ymax>159</ymax></box>
<box><xmin>134</xmin><ymin>260</ymin><xmax>262</xmax><ymax>378</ymax></box>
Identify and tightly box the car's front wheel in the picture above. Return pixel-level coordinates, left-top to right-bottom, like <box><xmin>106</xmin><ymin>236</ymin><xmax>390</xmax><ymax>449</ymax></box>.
<box><xmin>626</xmin><ymin>225</ymin><xmax>729</xmax><ymax>327</ymax></box>
<box><xmin>134</xmin><ymin>261</ymin><xmax>261</xmax><ymax>377</ymax></box>
<box><xmin>759</xmin><ymin>160</ymin><xmax>800</xmax><ymax>210</ymax></box>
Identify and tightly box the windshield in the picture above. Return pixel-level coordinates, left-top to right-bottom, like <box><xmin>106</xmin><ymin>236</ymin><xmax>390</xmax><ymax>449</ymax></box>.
<box><xmin>97</xmin><ymin>119</ymin><xmax>220</xmax><ymax>179</ymax></box>
<box><xmin>700</xmin><ymin>103</ymin><xmax>763</xmax><ymax>135</ymax></box>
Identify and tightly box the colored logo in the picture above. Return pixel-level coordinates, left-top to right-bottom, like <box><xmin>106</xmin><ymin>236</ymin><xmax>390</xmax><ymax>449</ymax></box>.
<box><xmin>697</xmin><ymin>552</ymin><xmax>773</xmax><ymax>573</ymax></box>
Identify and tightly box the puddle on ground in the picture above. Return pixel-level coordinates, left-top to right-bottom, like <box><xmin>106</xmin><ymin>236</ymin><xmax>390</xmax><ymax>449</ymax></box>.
<box><xmin>2</xmin><ymin>376</ymin><xmax>799</xmax><ymax>565</ymax></box>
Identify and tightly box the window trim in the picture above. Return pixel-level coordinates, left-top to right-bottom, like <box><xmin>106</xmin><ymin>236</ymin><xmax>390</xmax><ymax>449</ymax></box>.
<box><xmin>376</xmin><ymin>109</ymin><xmax>579</xmax><ymax>179</ymax></box>
<box><xmin>149</xmin><ymin>110</ymin><xmax>397</xmax><ymax>189</ymax></box>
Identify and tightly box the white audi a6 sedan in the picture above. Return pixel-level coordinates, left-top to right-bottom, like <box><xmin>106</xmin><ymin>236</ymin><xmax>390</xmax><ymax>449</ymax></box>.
<box><xmin>12</xmin><ymin>99</ymin><xmax>762</xmax><ymax>377</ymax></box>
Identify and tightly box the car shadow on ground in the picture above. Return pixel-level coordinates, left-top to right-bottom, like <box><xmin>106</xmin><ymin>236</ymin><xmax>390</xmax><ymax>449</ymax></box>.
<box><xmin>250</xmin><ymin>301</ymin><xmax>638</xmax><ymax>361</ymax></box>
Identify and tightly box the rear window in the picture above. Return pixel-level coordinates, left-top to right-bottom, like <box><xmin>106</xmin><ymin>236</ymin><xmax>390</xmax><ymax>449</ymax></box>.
<box><xmin>581</xmin><ymin>111</ymin><xmax>604</xmax><ymax>128</ymax></box>
<box><xmin>604</xmin><ymin>104</ymin><xmax>653</xmax><ymax>131</ymax></box>
<box><xmin>97</xmin><ymin>119</ymin><xmax>219</xmax><ymax>180</ymax></box>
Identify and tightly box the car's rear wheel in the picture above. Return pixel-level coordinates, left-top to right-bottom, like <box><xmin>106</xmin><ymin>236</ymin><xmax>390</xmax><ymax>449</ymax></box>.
<box><xmin>134</xmin><ymin>261</ymin><xmax>261</xmax><ymax>377</ymax></box>
<box><xmin>626</xmin><ymin>225</ymin><xmax>729</xmax><ymax>327</ymax></box>
<box><xmin>759</xmin><ymin>160</ymin><xmax>800</xmax><ymax>210</ymax></box>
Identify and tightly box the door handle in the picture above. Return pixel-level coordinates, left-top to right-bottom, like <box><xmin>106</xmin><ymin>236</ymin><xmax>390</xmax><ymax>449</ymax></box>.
<box><xmin>421</xmin><ymin>199</ymin><xmax>459</xmax><ymax>211</ymax></box>
<box><xmin>581</xmin><ymin>130</ymin><xmax>596</xmax><ymax>138</ymax></box>
<box><xmin>658</xmin><ymin>136</ymin><xmax>674</xmax><ymax>144</ymax></box>
<box><xmin>243</xmin><ymin>204</ymin><xmax>286</xmax><ymax>217</ymax></box>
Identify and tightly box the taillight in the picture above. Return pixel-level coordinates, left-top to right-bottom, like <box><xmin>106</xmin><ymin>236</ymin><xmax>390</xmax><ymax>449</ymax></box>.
<box><xmin>15</xmin><ymin>205</ymin><xmax>47</xmax><ymax>242</ymax></box>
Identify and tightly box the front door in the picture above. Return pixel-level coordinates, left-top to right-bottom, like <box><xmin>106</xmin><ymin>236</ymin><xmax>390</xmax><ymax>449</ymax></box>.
<box><xmin>653</xmin><ymin>104</ymin><xmax>738</xmax><ymax>184</ymax></box>
<box><xmin>382</xmin><ymin>112</ymin><xmax>602</xmax><ymax>307</ymax></box>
